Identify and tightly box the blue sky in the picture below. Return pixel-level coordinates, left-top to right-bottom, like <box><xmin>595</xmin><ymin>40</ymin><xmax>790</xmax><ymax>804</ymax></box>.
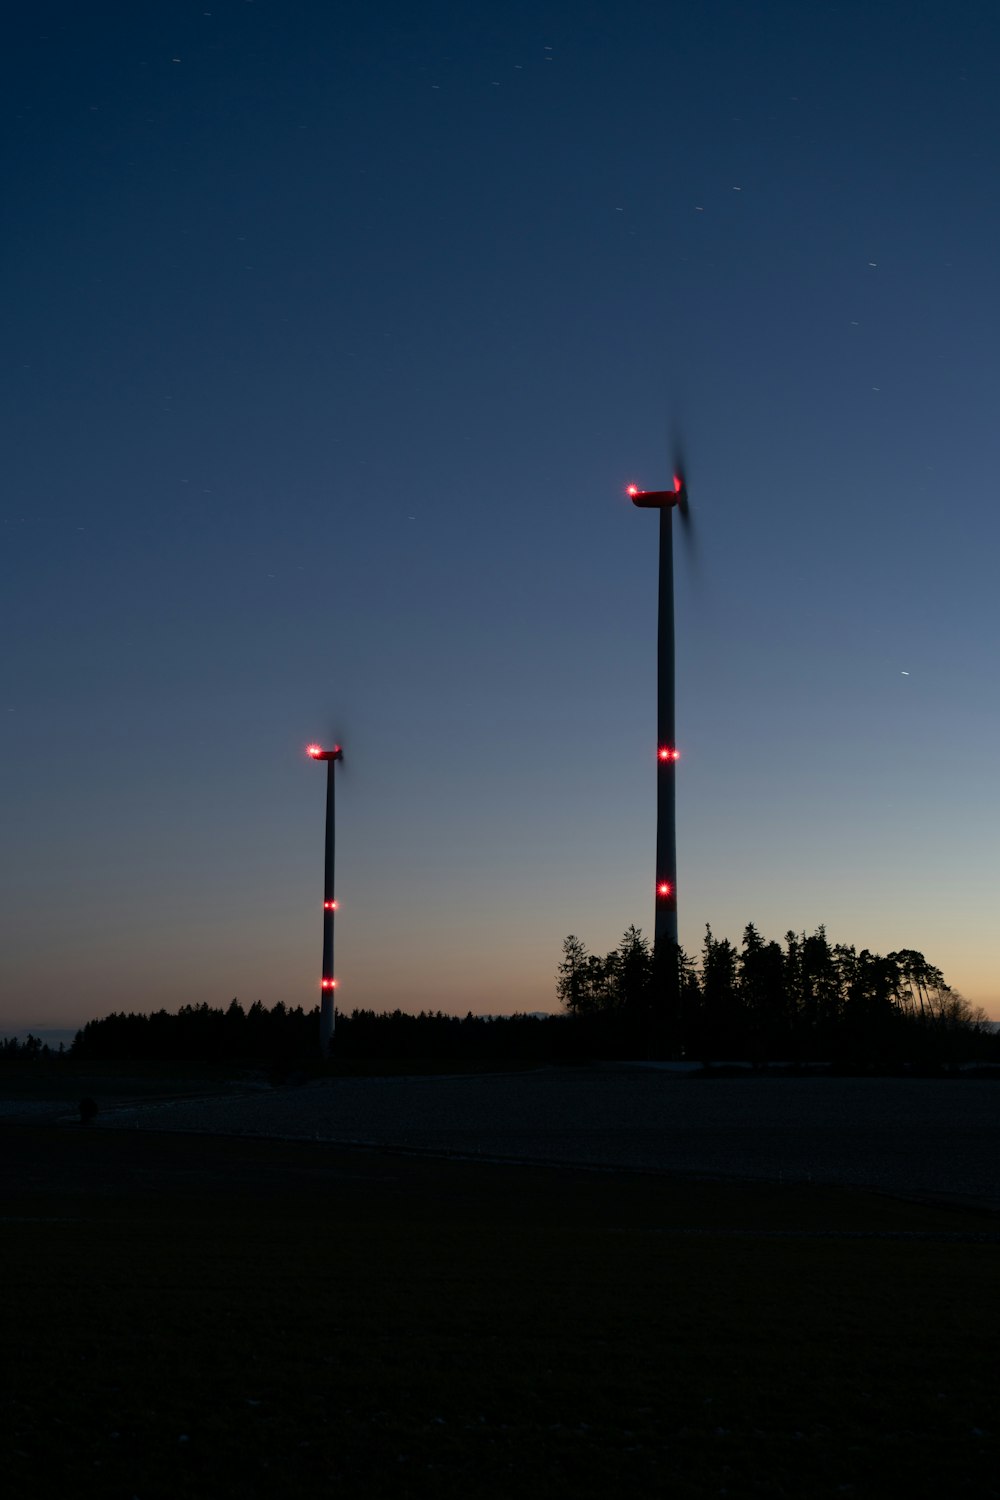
<box><xmin>3</xmin><ymin>0</ymin><xmax>998</xmax><ymax>1031</ymax></box>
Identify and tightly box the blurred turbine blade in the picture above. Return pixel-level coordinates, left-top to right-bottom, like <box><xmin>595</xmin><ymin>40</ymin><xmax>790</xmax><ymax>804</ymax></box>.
<box><xmin>670</xmin><ymin>430</ymin><xmax>688</xmax><ymax>498</ymax></box>
<box><xmin>678</xmin><ymin>500</ymin><xmax>697</xmax><ymax>567</ymax></box>
<box><xmin>669</xmin><ymin>427</ymin><xmax>696</xmax><ymax>564</ymax></box>
<box><xmin>326</xmin><ymin>714</ymin><xmax>349</xmax><ymax>771</ymax></box>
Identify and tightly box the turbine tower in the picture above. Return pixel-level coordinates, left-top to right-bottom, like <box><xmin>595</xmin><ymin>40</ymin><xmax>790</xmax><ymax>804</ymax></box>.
<box><xmin>307</xmin><ymin>741</ymin><xmax>343</xmax><ymax>1056</ymax></box>
<box><xmin>627</xmin><ymin>458</ymin><xmax>691</xmax><ymax>1053</ymax></box>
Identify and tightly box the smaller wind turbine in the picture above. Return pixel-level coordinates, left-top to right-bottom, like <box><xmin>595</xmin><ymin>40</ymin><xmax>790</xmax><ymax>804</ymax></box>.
<box><xmin>626</xmin><ymin>441</ymin><xmax>693</xmax><ymax>1052</ymax></box>
<box><xmin>306</xmin><ymin>741</ymin><xmax>343</xmax><ymax>1056</ymax></box>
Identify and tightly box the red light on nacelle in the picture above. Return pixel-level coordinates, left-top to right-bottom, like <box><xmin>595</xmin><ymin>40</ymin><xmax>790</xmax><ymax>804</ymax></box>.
<box><xmin>657</xmin><ymin>881</ymin><xmax>672</xmax><ymax>897</ymax></box>
<box><xmin>320</xmin><ymin>977</ymin><xmax>337</xmax><ymax>990</ymax></box>
<box><xmin>306</xmin><ymin>744</ymin><xmax>322</xmax><ymax>758</ymax></box>
<box><xmin>323</xmin><ymin>900</ymin><xmax>338</xmax><ymax>910</ymax></box>
<box><xmin>626</xmin><ymin>483</ymin><xmax>639</xmax><ymax>497</ymax></box>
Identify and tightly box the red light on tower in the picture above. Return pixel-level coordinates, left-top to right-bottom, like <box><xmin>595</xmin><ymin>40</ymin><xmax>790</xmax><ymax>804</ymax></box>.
<box><xmin>657</xmin><ymin>881</ymin><xmax>672</xmax><ymax>897</ymax></box>
<box><xmin>658</xmin><ymin>746</ymin><xmax>680</xmax><ymax>762</ymax></box>
<box><xmin>320</xmin><ymin>977</ymin><xmax>337</xmax><ymax>990</ymax></box>
<box><xmin>323</xmin><ymin>899</ymin><xmax>338</xmax><ymax>910</ymax></box>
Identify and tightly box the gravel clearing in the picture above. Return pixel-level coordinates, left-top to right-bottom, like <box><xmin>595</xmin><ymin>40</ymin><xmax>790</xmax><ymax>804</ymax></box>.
<box><xmin>89</xmin><ymin>1066</ymin><xmax>1000</xmax><ymax>1208</ymax></box>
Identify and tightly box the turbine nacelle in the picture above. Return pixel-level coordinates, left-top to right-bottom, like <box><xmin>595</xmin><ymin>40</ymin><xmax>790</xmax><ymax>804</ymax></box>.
<box><xmin>627</xmin><ymin>476</ymin><xmax>685</xmax><ymax>509</ymax></box>
<box><xmin>307</xmin><ymin>743</ymin><xmax>343</xmax><ymax>762</ymax></box>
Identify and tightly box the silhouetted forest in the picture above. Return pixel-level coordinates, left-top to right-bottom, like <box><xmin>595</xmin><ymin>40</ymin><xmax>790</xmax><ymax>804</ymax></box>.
<box><xmin>27</xmin><ymin>921</ymin><xmax>993</xmax><ymax>1070</ymax></box>
<box><xmin>558</xmin><ymin>923</ymin><xmax>994</xmax><ymax>1065</ymax></box>
<box><xmin>0</xmin><ymin>1034</ymin><xmax>63</xmax><ymax>1061</ymax></box>
<box><xmin>67</xmin><ymin>1002</ymin><xmax>569</xmax><ymax>1066</ymax></box>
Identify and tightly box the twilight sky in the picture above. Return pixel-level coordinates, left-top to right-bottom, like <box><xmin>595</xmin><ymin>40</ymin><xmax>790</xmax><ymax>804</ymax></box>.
<box><xmin>3</xmin><ymin>0</ymin><xmax>999</xmax><ymax>1033</ymax></box>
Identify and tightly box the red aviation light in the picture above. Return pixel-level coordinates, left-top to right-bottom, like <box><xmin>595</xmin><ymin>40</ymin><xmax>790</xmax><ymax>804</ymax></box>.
<box><xmin>657</xmin><ymin>881</ymin><xmax>672</xmax><ymax>897</ymax></box>
<box><xmin>673</xmin><ymin>474</ymin><xmax>683</xmax><ymax>493</ymax></box>
<box><xmin>658</xmin><ymin>746</ymin><xmax>680</xmax><ymax>762</ymax></box>
<box><xmin>323</xmin><ymin>900</ymin><xmax>338</xmax><ymax>910</ymax></box>
<box><xmin>320</xmin><ymin>978</ymin><xmax>337</xmax><ymax>990</ymax></box>
<box><xmin>306</xmin><ymin>744</ymin><xmax>322</xmax><ymax>759</ymax></box>
<box><xmin>626</xmin><ymin>483</ymin><xmax>639</xmax><ymax>497</ymax></box>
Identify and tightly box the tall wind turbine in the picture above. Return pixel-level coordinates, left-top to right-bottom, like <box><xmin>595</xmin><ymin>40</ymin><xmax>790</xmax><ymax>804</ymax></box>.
<box><xmin>627</xmin><ymin>447</ymin><xmax>692</xmax><ymax>1053</ymax></box>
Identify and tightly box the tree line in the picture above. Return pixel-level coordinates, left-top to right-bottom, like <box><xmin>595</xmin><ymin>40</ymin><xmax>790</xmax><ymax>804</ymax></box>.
<box><xmin>71</xmin><ymin>1000</ymin><xmax>318</xmax><ymax>1063</ymax></box>
<box><xmin>558</xmin><ymin>922</ymin><xmax>992</xmax><ymax>1064</ymax></box>
<box><xmin>32</xmin><ymin>922</ymin><xmax>996</xmax><ymax>1069</ymax></box>
<box><xmin>68</xmin><ymin>1001</ymin><xmax>571</xmax><ymax>1065</ymax></box>
<box><xmin>0</xmin><ymin>1034</ymin><xmax>63</xmax><ymax>1061</ymax></box>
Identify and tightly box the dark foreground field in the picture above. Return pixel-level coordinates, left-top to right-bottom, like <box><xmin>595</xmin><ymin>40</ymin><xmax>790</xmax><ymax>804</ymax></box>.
<box><xmin>1</xmin><ymin>1123</ymin><xmax>997</xmax><ymax>1499</ymax></box>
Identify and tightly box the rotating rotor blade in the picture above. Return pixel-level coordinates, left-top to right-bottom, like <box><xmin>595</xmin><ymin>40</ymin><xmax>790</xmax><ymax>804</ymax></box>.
<box><xmin>325</xmin><ymin>715</ymin><xmax>349</xmax><ymax>770</ymax></box>
<box><xmin>669</xmin><ymin>432</ymin><xmax>696</xmax><ymax>559</ymax></box>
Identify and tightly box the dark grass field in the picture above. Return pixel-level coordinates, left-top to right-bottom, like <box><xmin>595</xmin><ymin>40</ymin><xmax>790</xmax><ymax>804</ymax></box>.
<box><xmin>0</xmin><ymin>1058</ymin><xmax>262</xmax><ymax>1109</ymax></box>
<box><xmin>2</xmin><ymin>1122</ymin><xmax>998</xmax><ymax>1499</ymax></box>
<box><xmin>0</xmin><ymin>1056</ymin><xmax>543</xmax><ymax>1114</ymax></box>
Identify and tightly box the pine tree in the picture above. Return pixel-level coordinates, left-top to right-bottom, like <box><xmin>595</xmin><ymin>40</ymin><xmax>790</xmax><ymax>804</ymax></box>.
<box><xmin>556</xmin><ymin>934</ymin><xmax>591</xmax><ymax>1014</ymax></box>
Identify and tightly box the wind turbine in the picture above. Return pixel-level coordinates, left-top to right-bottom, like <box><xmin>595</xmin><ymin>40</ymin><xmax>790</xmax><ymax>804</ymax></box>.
<box><xmin>306</xmin><ymin>740</ymin><xmax>344</xmax><ymax>1056</ymax></box>
<box><xmin>626</xmin><ymin>444</ymin><xmax>693</xmax><ymax>1054</ymax></box>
